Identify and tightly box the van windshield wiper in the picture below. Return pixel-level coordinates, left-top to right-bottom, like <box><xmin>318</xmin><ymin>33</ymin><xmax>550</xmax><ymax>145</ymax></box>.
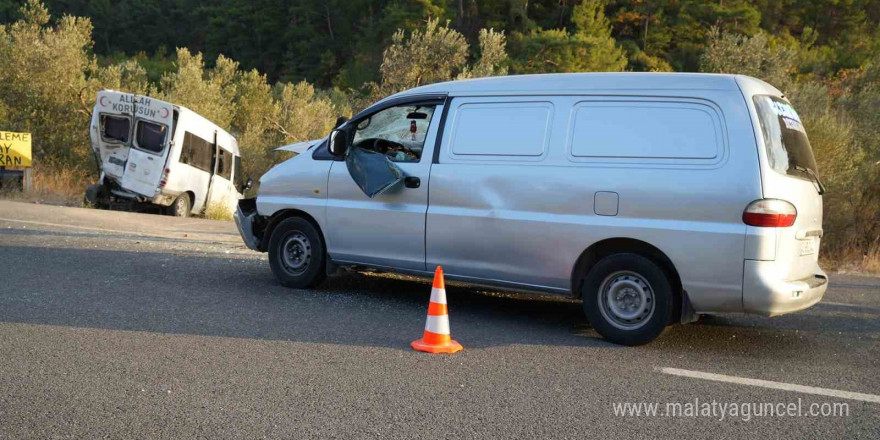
<box><xmin>791</xmin><ymin>164</ymin><xmax>825</xmax><ymax>195</ymax></box>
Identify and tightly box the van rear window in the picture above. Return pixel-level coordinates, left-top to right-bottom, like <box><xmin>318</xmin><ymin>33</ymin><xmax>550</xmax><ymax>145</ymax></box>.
<box><xmin>101</xmin><ymin>115</ymin><xmax>130</xmax><ymax>143</ymax></box>
<box><xmin>753</xmin><ymin>96</ymin><xmax>818</xmax><ymax>176</ymax></box>
<box><xmin>136</xmin><ymin>120</ymin><xmax>167</xmax><ymax>154</ymax></box>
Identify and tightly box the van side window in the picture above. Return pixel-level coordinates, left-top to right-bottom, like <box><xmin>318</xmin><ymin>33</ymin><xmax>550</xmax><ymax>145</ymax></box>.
<box><xmin>100</xmin><ymin>114</ymin><xmax>130</xmax><ymax>143</ymax></box>
<box><xmin>217</xmin><ymin>148</ymin><xmax>232</xmax><ymax>180</ymax></box>
<box><xmin>180</xmin><ymin>132</ymin><xmax>215</xmax><ymax>173</ymax></box>
<box><xmin>351</xmin><ymin>104</ymin><xmax>436</xmax><ymax>162</ymax></box>
<box><xmin>567</xmin><ymin>100</ymin><xmax>723</xmax><ymax>165</ymax></box>
<box><xmin>450</xmin><ymin>102</ymin><xmax>552</xmax><ymax>157</ymax></box>
<box><xmin>135</xmin><ymin>120</ymin><xmax>167</xmax><ymax>154</ymax></box>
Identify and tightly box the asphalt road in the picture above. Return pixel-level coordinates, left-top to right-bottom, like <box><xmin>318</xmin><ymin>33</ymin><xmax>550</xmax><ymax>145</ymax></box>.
<box><xmin>0</xmin><ymin>200</ymin><xmax>878</xmax><ymax>439</ymax></box>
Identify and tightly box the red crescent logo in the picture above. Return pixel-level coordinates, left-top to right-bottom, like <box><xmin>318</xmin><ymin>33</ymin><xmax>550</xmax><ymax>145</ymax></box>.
<box><xmin>159</xmin><ymin>108</ymin><xmax>169</xmax><ymax>119</ymax></box>
<box><xmin>99</xmin><ymin>96</ymin><xmax>107</xmax><ymax>107</ymax></box>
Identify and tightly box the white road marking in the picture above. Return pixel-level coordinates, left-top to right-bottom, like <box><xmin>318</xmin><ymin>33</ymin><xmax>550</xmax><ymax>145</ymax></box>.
<box><xmin>656</xmin><ymin>367</ymin><xmax>880</xmax><ymax>403</ymax></box>
<box><xmin>819</xmin><ymin>301</ymin><xmax>880</xmax><ymax>311</ymax></box>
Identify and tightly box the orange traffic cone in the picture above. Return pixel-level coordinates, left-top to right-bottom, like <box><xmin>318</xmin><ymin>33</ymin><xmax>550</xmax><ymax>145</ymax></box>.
<box><xmin>411</xmin><ymin>266</ymin><xmax>463</xmax><ymax>354</ymax></box>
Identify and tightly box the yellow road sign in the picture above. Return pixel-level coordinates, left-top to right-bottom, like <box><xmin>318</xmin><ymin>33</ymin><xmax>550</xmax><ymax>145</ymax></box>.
<box><xmin>0</xmin><ymin>131</ymin><xmax>32</xmax><ymax>167</ymax></box>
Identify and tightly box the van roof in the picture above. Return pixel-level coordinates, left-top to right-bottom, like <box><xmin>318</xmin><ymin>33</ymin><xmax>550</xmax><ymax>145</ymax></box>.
<box><xmin>390</xmin><ymin>72</ymin><xmax>748</xmax><ymax>99</ymax></box>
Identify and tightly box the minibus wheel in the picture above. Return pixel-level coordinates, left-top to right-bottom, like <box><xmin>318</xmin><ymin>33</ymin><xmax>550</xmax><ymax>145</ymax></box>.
<box><xmin>268</xmin><ymin>217</ymin><xmax>327</xmax><ymax>288</ymax></box>
<box><xmin>83</xmin><ymin>184</ymin><xmax>108</xmax><ymax>209</ymax></box>
<box><xmin>580</xmin><ymin>253</ymin><xmax>672</xmax><ymax>346</ymax></box>
<box><xmin>167</xmin><ymin>194</ymin><xmax>191</xmax><ymax>217</ymax></box>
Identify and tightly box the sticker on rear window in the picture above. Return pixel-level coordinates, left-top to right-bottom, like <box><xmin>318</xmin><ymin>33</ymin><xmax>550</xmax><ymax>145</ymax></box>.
<box><xmin>772</xmin><ymin>100</ymin><xmax>805</xmax><ymax>133</ymax></box>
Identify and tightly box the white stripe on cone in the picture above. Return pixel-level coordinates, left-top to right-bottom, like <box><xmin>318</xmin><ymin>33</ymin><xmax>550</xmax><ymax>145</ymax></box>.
<box><xmin>428</xmin><ymin>287</ymin><xmax>447</xmax><ymax>304</ymax></box>
<box><xmin>425</xmin><ymin>315</ymin><xmax>451</xmax><ymax>335</ymax></box>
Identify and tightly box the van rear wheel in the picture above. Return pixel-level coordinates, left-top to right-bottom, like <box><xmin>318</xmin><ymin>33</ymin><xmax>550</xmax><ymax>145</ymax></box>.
<box><xmin>581</xmin><ymin>253</ymin><xmax>673</xmax><ymax>346</ymax></box>
<box><xmin>167</xmin><ymin>193</ymin><xmax>191</xmax><ymax>217</ymax></box>
<box><xmin>268</xmin><ymin>217</ymin><xmax>327</xmax><ymax>288</ymax></box>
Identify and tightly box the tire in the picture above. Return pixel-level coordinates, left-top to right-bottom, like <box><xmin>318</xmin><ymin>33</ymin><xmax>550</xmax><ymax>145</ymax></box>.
<box><xmin>268</xmin><ymin>217</ymin><xmax>327</xmax><ymax>288</ymax></box>
<box><xmin>83</xmin><ymin>184</ymin><xmax>107</xmax><ymax>208</ymax></box>
<box><xmin>167</xmin><ymin>193</ymin><xmax>191</xmax><ymax>217</ymax></box>
<box><xmin>580</xmin><ymin>253</ymin><xmax>674</xmax><ymax>346</ymax></box>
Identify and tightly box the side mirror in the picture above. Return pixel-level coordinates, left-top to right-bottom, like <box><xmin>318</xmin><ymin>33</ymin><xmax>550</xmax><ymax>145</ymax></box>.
<box><xmin>245</xmin><ymin>177</ymin><xmax>254</xmax><ymax>191</ymax></box>
<box><xmin>329</xmin><ymin>128</ymin><xmax>349</xmax><ymax>156</ymax></box>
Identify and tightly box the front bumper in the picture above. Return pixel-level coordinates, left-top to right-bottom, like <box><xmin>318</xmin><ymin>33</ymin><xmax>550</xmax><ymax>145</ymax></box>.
<box><xmin>234</xmin><ymin>199</ymin><xmax>261</xmax><ymax>251</ymax></box>
<box><xmin>742</xmin><ymin>260</ymin><xmax>828</xmax><ymax>316</ymax></box>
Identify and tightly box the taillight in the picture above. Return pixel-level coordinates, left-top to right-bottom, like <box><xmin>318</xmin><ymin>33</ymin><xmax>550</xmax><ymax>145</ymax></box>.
<box><xmin>743</xmin><ymin>199</ymin><xmax>797</xmax><ymax>227</ymax></box>
<box><xmin>159</xmin><ymin>168</ymin><xmax>170</xmax><ymax>187</ymax></box>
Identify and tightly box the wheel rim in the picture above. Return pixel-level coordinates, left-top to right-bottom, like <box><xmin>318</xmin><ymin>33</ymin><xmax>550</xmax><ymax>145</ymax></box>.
<box><xmin>598</xmin><ymin>271</ymin><xmax>655</xmax><ymax>330</ymax></box>
<box><xmin>175</xmin><ymin>197</ymin><xmax>187</xmax><ymax>215</ymax></box>
<box><xmin>281</xmin><ymin>232</ymin><xmax>311</xmax><ymax>275</ymax></box>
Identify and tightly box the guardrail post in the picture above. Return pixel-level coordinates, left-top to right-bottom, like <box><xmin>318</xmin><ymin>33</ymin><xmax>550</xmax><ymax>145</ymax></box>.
<box><xmin>24</xmin><ymin>168</ymin><xmax>32</xmax><ymax>192</ymax></box>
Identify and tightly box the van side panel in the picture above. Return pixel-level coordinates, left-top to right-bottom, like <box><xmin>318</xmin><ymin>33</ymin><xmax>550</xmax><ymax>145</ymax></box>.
<box><xmin>163</xmin><ymin>110</ymin><xmax>213</xmax><ymax>212</ymax></box>
<box><xmin>426</xmin><ymin>92</ymin><xmax>762</xmax><ymax>313</ymax></box>
<box><xmin>256</xmin><ymin>154</ymin><xmax>332</xmax><ymax>240</ymax></box>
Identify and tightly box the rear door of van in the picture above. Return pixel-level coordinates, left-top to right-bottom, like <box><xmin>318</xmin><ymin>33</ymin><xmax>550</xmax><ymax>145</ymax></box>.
<box><xmin>750</xmin><ymin>94</ymin><xmax>824</xmax><ymax>281</ymax></box>
<box><xmin>121</xmin><ymin>96</ymin><xmax>175</xmax><ymax>197</ymax></box>
<box><xmin>92</xmin><ymin>90</ymin><xmax>134</xmax><ymax>180</ymax></box>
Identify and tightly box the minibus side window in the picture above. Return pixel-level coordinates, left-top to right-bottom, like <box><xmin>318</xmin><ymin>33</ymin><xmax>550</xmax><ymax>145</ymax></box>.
<box><xmin>135</xmin><ymin>120</ymin><xmax>167</xmax><ymax>154</ymax></box>
<box><xmin>180</xmin><ymin>132</ymin><xmax>214</xmax><ymax>173</ymax></box>
<box><xmin>217</xmin><ymin>148</ymin><xmax>232</xmax><ymax>180</ymax></box>
<box><xmin>233</xmin><ymin>155</ymin><xmax>246</xmax><ymax>192</ymax></box>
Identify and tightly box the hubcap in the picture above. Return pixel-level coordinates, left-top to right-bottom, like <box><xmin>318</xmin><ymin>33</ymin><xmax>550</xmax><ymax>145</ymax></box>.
<box><xmin>598</xmin><ymin>271</ymin><xmax>655</xmax><ymax>330</ymax></box>
<box><xmin>281</xmin><ymin>232</ymin><xmax>311</xmax><ymax>275</ymax></box>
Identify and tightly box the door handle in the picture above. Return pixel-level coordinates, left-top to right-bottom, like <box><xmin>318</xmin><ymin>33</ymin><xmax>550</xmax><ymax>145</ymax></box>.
<box><xmin>404</xmin><ymin>176</ymin><xmax>420</xmax><ymax>189</ymax></box>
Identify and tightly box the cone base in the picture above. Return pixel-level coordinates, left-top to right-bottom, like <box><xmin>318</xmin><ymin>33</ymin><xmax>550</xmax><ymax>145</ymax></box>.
<box><xmin>410</xmin><ymin>338</ymin><xmax>463</xmax><ymax>354</ymax></box>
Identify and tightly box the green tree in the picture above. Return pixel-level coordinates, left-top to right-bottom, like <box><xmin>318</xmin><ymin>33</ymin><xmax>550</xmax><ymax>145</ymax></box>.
<box><xmin>458</xmin><ymin>27</ymin><xmax>509</xmax><ymax>79</ymax></box>
<box><xmin>509</xmin><ymin>0</ymin><xmax>626</xmax><ymax>73</ymax></box>
<box><xmin>699</xmin><ymin>28</ymin><xmax>797</xmax><ymax>90</ymax></box>
<box><xmin>0</xmin><ymin>0</ymin><xmax>97</xmax><ymax>167</ymax></box>
<box><xmin>365</xmin><ymin>17</ymin><xmax>508</xmax><ymax>107</ymax></box>
<box><xmin>156</xmin><ymin>48</ymin><xmax>238</xmax><ymax>130</ymax></box>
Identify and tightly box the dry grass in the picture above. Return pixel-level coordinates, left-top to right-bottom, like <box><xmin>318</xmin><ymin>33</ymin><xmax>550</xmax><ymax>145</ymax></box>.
<box><xmin>0</xmin><ymin>164</ymin><xmax>88</xmax><ymax>206</ymax></box>
<box><xmin>822</xmin><ymin>243</ymin><xmax>880</xmax><ymax>275</ymax></box>
<box><xmin>203</xmin><ymin>199</ymin><xmax>234</xmax><ymax>221</ymax></box>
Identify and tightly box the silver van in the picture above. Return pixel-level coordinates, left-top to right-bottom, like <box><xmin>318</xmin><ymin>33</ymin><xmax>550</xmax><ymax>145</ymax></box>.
<box><xmin>235</xmin><ymin>73</ymin><xmax>828</xmax><ymax>345</ymax></box>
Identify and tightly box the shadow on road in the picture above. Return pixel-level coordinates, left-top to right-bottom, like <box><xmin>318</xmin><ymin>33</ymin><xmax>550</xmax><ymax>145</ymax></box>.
<box><xmin>0</xmin><ymin>246</ymin><xmax>616</xmax><ymax>350</ymax></box>
<box><xmin>1</xmin><ymin>245</ymin><xmax>875</xmax><ymax>352</ymax></box>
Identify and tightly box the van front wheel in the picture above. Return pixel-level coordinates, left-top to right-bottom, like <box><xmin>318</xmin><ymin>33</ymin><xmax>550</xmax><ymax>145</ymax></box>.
<box><xmin>581</xmin><ymin>253</ymin><xmax>673</xmax><ymax>346</ymax></box>
<box><xmin>268</xmin><ymin>217</ymin><xmax>327</xmax><ymax>288</ymax></box>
